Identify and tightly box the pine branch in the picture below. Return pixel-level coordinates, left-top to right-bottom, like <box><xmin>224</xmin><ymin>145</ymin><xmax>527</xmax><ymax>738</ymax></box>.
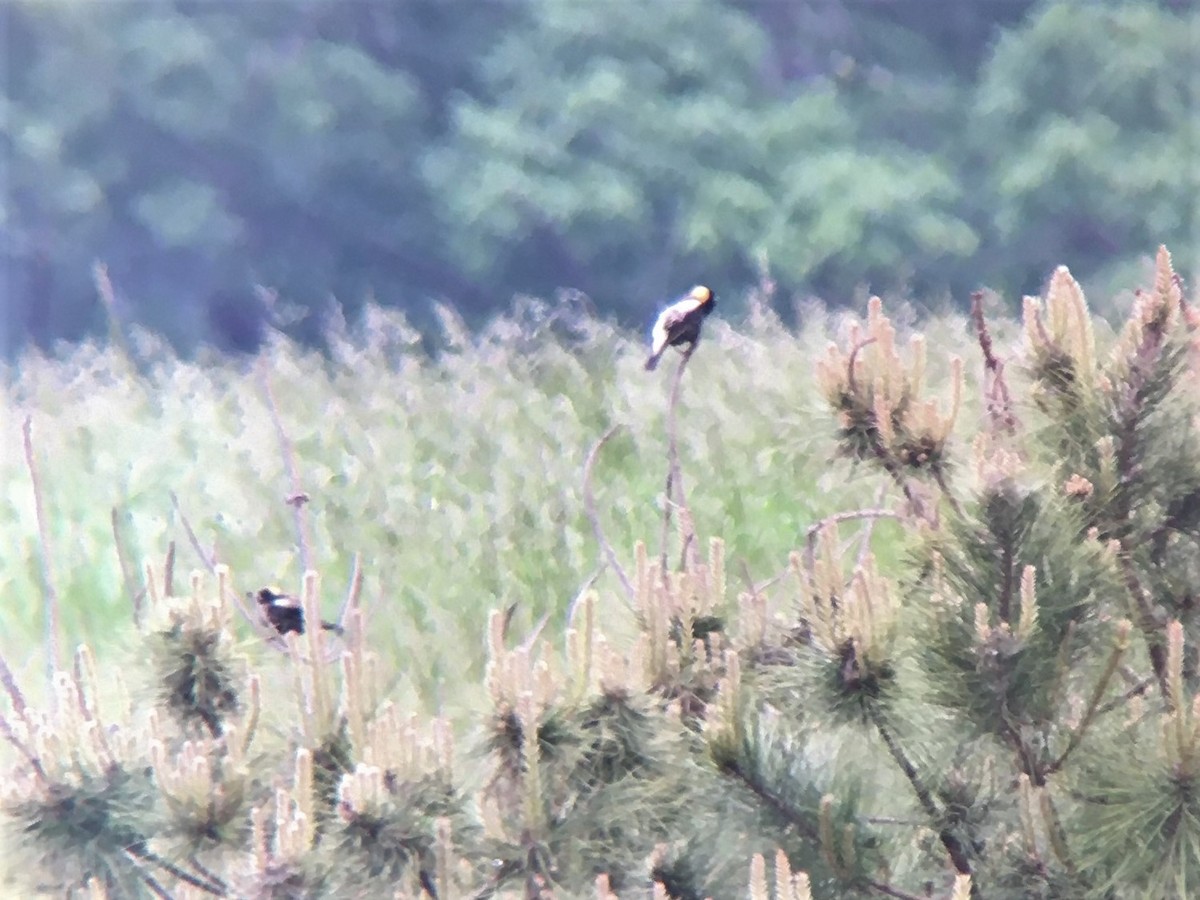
<box><xmin>722</xmin><ymin>756</ymin><xmax>924</xmax><ymax>900</ymax></box>
<box><xmin>866</xmin><ymin>706</ymin><xmax>975</xmax><ymax>883</ymax></box>
<box><xmin>1046</xmin><ymin>620</ymin><xmax>1130</xmax><ymax>775</ymax></box>
<box><xmin>129</xmin><ymin>844</ymin><xmax>227</xmax><ymax>896</ymax></box>
<box><xmin>162</xmin><ymin>540</ymin><xmax>176</xmax><ymax>598</ymax></box>
<box><xmin>719</xmin><ymin>758</ymin><xmax>819</xmax><ymax>841</ymax></box>
<box><xmin>1116</xmin><ymin>553</ymin><xmax>1171</xmax><ymax>704</ymax></box>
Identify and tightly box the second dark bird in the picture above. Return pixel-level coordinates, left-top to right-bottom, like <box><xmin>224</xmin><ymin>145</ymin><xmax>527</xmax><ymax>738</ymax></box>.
<box><xmin>254</xmin><ymin>587</ymin><xmax>344</xmax><ymax>636</ymax></box>
<box><xmin>644</xmin><ymin>285</ymin><xmax>717</xmax><ymax>370</ymax></box>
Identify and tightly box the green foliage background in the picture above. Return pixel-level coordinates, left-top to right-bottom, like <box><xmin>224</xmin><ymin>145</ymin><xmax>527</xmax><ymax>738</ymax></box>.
<box><xmin>4</xmin><ymin>0</ymin><xmax>1196</xmax><ymax>352</ymax></box>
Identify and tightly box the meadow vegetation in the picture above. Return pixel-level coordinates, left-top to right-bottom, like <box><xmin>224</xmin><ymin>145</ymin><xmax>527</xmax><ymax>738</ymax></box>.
<box><xmin>0</xmin><ymin>284</ymin><xmax>932</xmax><ymax>710</ymax></box>
<box><xmin>3</xmin><ymin>248</ymin><xmax>1200</xmax><ymax>897</ymax></box>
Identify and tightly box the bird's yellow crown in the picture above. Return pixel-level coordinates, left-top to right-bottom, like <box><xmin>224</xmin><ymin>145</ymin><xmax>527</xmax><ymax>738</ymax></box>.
<box><xmin>690</xmin><ymin>285</ymin><xmax>714</xmax><ymax>304</ymax></box>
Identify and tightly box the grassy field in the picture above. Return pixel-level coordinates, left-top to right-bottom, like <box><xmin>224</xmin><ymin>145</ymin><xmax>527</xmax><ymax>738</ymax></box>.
<box><xmin>1</xmin><ymin>298</ymin><xmax>980</xmax><ymax>718</ymax></box>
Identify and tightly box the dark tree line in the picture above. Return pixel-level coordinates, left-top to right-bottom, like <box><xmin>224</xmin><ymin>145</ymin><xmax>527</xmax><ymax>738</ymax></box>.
<box><xmin>2</xmin><ymin>0</ymin><xmax>1195</xmax><ymax>353</ymax></box>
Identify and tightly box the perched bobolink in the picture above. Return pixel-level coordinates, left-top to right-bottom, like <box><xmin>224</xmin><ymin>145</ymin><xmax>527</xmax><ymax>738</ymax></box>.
<box><xmin>645</xmin><ymin>285</ymin><xmax>716</xmax><ymax>371</ymax></box>
<box><xmin>254</xmin><ymin>587</ymin><xmax>343</xmax><ymax>636</ymax></box>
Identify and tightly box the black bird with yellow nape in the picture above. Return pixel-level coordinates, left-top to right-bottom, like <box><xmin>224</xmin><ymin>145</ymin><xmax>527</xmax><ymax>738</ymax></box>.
<box><xmin>253</xmin><ymin>587</ymin><xmax>344</xmax><ymax>636</ymax></box>
<box><xmin>644</xmin><ymin>285</ymin><xmax>716</xmax><ymax>371</ymax></box>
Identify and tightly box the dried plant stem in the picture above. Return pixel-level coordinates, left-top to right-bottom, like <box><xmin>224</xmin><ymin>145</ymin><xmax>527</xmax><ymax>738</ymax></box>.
<box><xmin>257</xmin><ymin>362</ymin><xmax>314</xmax><ymax>574</ymax></box>
<box><xmin>162</xmin><ymin>540</ymin><xmax>176</xmax><ymax>598</ymax></box>
<box><xmin>169</xmin><ymin>491</ymin><xmax>264</xmax><ymax>635</ymax></box>
<box><xmin>582</xmin><ymin>424</ymin><xmax>635</xmax><ymax>604</ymax></box>
<box><xmin>22</xmin><ymin>416</ymin><xmax>61</xmax><ymax>683</ymax></box>
<box><xmin>660</xmin><ymin>344</ymin><xmax>697</xmax><ymax>579</ymax></box>
<box><xmin>334</xmin><ymin>551</ymin><xmax>364</xmax><ymax>633</ymax></box>
<box><xmin>111</xmin><ymin>507</ymin><xmax>145</xmax><ymax>622</ymax></box>
<box><xmin>971</xmin><ymin>290</ymin><xmax>1018</xmax><ymax>436</ymax></box>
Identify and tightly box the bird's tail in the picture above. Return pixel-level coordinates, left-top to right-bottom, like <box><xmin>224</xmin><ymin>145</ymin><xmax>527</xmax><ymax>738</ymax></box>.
<box><xmin>644</xmin><ymin>352</ymin><xmax>661</xmax><ymax>371</ymax></box>
<box><xmin>321</xmin><ymin>620</ymin><xmax>345</xmax><ymax>635</ymax></box>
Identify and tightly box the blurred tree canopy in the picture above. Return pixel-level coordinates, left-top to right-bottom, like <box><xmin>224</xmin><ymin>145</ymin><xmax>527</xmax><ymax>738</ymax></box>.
<box><xmin>1</xmin><ymin>0</ymin><xmax>1195</xmax><ymax>353</ymax></box>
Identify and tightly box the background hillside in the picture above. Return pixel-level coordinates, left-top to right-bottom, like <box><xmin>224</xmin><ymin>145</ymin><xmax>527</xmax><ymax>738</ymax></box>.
<box><xmin>3</xmin><ymin>0</ymin><xmax>1196</xmax><ymax>353</ymax></box>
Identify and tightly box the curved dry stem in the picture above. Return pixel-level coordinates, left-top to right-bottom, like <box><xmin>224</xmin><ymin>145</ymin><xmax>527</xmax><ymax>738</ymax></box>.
<box><xmin>22</xmin><ymin>415</ymin><xmax>60</xmax><ymax>684</ymax></box>
<box><xmin>565</xmin><ymin>568</ymin><xmax>603</xmax><ymax>625</ymax></box>
<box><xmin>802</xmin><ymin>509</ymin><xmax>900</xmax><ymax>577</ymax></box>
<box><xmin>162</xmin><ymin>540</ymin><xmax>176</xmax><ymax>598</ymax></box>
<box><xmin>846</xmin><ymin>336</ymin><xmax>878</xmax><ymax>396</ymax></box>
<box><xmin>169</xmin><ymin>491</ymin><xmax>271</xmax><ymax>639</ymax></box>
<box><xmin>257</xmin><ymin>361</ymin><xmax>314</xmax><ymax>574</ymax></box>
<box><xmin>582</xmin><ymin>424</ymin><xmax>635</xmax><ymax>604</ymax></box>
<box><xmin>334</xmin><ymin>551</ymin><xmax>364</xmax><ymax>632</ymax></box>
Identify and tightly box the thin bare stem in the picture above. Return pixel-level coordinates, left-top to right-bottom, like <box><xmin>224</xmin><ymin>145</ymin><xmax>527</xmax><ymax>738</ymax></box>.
<box><xmin>171</xmin><ymin>491</ymin><xmax>215</xmax><ymax>570</ymax></box>
<box><xmin>162</xmin><ymin>540</ymin><xmax>176</xmax><ymax>598</ymax></box>
<box><xmin>582</xmin><ymin>424</ymin><xmax>635</xmax><ymax>604</ymax></box>
<box><xmin>22</xmin><ymin>415</ymin><xmax>61</xmax><ymax>684</ymax></box>
<box><xmin>855</xmin><ymin>484</ymin><xmax>891</xmax><ymax>570</ymax></box>
<box><xmin>257</xmin><ymin>361</ymin><xmax>314</xmax><ymax>574</ymax></box>
<box><xmin>110</xmin><ymin>507</ymin><xmax>144</xmax><ymax>622</ymax></box>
